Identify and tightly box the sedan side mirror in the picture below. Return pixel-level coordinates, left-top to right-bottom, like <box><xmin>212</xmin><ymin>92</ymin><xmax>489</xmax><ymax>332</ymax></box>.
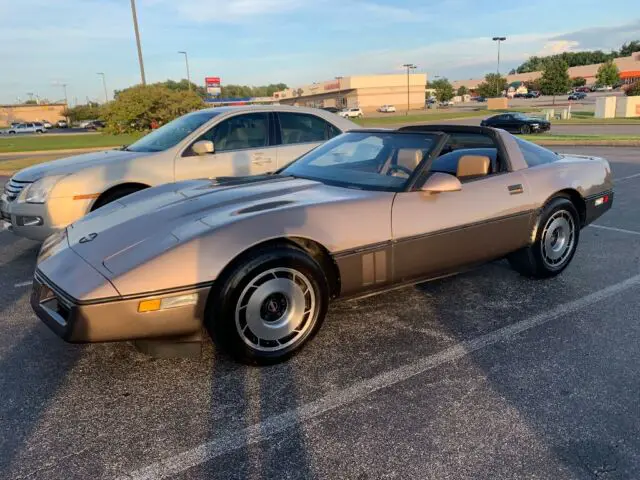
<box><xmin>421</xmin><ymin>172</ymin><xmax>462</xmax><ymax>193</ymax></box>
<box><xmin>192</xmin><ymin>140</ymin><xmax>214</xmax><ymax>155</ymax></box>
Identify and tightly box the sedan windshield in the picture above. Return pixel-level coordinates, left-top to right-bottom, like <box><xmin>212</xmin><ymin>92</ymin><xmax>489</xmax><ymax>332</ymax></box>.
<box><xmin>281</xmin><ymin>131</ymin><xmax>439</xmax><ymax>191</ymax></box>
<box><xmin>126</xmin><ymin>110</ymin><xmax>221</xmax><ymax>153</ymax></box>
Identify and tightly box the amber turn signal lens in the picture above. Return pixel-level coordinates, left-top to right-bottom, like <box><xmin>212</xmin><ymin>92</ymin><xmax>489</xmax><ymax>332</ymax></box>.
<box><xmin>138</xmin><ymin>299</ymin><xmax>161</xmax><ymax>313</ymax></box>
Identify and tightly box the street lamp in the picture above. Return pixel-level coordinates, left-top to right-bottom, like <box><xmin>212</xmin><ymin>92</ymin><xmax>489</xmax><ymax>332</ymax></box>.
<box><xmin>402</xmin><ymin>63</ymin><xmax>417</xmax><ymax>114</ymax></box>
<box><xmin>492</xmin><ymin>36</ymin><xmax>507</xmax><ymax>96</ymax></box>
<box><xmin>130</xmin><ymin>0</ymin><xmax>147</xmax><ymax>85</ymax></box>
<box><xmin>97</xmin><ymin>72</ymin><xmax>109</xmax><ymax>103</ymax></box>
<box><xmin>335</xmin><ymin>76</ymin><xmax>343</xmax><ymax>108</ymax></box>
<box><xmin>178</xmin><ymin>51</ymin><xmax>191</xmax><ymax>90</ymax></box>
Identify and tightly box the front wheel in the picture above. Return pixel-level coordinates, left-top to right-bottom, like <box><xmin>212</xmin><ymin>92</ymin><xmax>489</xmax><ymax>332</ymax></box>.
<box><xmin>508</xmin><ymin>197</ymin><xmax>580</xmax><ymax>278</ymax></box>
<box><xmin>207</xmin><ymin>245</ymin><xmax>329</xmax><ymax>364</ymax></box>
<box><xmin>520</xmin><ymin>124</ymin><xmax>531</xmax><ymax>134</ymax></box>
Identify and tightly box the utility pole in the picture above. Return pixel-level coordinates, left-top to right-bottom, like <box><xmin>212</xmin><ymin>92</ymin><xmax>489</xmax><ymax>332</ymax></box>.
<box><xmin>61</xmin><ymin>83</ymin><xmax>68</xmax><ymax>106</ymax></box>
<box><xmin>402</xmin><ymin>64</ymin><xmax>416</xmax><ymax>115</ymax></box>
<box><xmin>130</xmin><ymin>0</ymin><xmax>147</xmax><ymax>85</ymax></box>
<box><xmin>178</xmin><ymin>51</ymin><xmax>191</xmax><ymax>90</ymax></box>
<box><xmin>492</xmin><ymin>36</ymin><xmax>507</xmax><ymax>96</ymax></box>
<box><xmin>97</xmin><ymin>72</ymin><xmax>109</xmax><ymax>103</ymax></box>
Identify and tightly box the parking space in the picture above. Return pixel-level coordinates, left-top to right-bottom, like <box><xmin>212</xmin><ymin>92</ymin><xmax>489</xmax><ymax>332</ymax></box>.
<box><xmin>1</xmin><ymin>147</ymin><xmax>639</xmax><ymax>479</ymax></box>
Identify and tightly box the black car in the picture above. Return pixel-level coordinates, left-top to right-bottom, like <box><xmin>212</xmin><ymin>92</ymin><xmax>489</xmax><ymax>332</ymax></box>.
<box><xmin>320</xmin><ymin>107</ymin><xmax>340</xmax><ymax>113</ymax></box>
<box><xmin>480</xmin><ymin>112</ymin><xmax>550</xmax><ymax>134</ymax></box>
<box><xmin>524</xmin><ymin>91</ymin><xmax>541</xmax><ymax>98</ymax></box>
<box><xmin>568</xmin><ymin>92</ymin><xmax>587</xmax><ymax>100</ymax></box>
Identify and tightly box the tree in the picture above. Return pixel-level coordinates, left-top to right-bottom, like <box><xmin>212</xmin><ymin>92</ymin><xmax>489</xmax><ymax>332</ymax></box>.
<box><xmin>524</xmin><ymin>79</ymin><xmax>542</xmax><ymax>92</ymax></box>
<box><xmin>457</xmin><ymin>86</ymin><xmax>469</xmax><ymax>96</ymax></box>
<box><xmin>572</xmin><ymin>77</ymin><xmax>587</xmax><ymax>87</ymax></box>
<box><xmin>539</xmin><ymin>58</ymin><xmax>571</xmax><ymax>104</ymax></box>
<box><xmin>513</xmin><ymin>40</ymin><xmax>640</xmax><ymax>73</ymax></box>
<box><xmin>63</xmin><ymin>103</ymin><xmax>104</xmax><ymax>123</ymax></box>
<box><xmin>475</xmin><ymin>73</ymin><xmax>507</xmax><ymax>98</ymax></box>
<box><xmin>24</xmin><ymin>99</ymin><xmax>38</xmax><ymax>105</ymax></box>
<box><xmin>596</xmin><ymin>60</ymin><xmax>620</xmax><ymax>87</ymax></box>
<box><xmin>625</xmin><ymin>81</ymin><xmax>640</xmax><ymax>97</ymax></box>
<box><xmin>115</xmin><ymin>79</ymin><xmax>208</xmax><ymax>100</ymax></box>
<box><xmin>103</xmin><ymin>85</ymin><xmax>204</xmax><ymax>133</ymax></box>
<box><xmin>429</xmin><ymin>78</ymin><xmax>454</xmax><ymax>102</ymax></box>
<box><xmin>619</xmin><ymin>40</ymin><xmax>640</xmax><ymax>57</ymax></box>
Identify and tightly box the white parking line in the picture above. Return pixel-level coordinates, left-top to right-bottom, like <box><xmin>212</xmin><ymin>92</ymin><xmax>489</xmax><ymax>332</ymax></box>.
<box><xmin>589</xmin><ymin>224</ymin><xmax>640</xmax><ymax>236</ymax></box>
<box><xmin>123</xmin><ymin>273</ymin><xmax>640</xmax><ymax>480</ymax></box>
<box><xmin>616</xmin><ymin>172</ymin><xmax>640</xmax><ymax>183</ymax></box>
<box><xmin>14</xmin><ymin>281</ymin><xmax>32</xmax><ymax>288</ymax></box>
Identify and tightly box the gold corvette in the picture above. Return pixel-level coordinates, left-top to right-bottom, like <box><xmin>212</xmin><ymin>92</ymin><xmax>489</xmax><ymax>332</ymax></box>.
<box><xmin>31</xmin><ymin>125</ymin><xmax>613</xmax><ymax>364</ymax></box>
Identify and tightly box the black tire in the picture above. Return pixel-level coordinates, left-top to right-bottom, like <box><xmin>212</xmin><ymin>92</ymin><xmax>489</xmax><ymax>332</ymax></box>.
<box><xmin>91</xmin><ymin>185</ymin><xmax>146</xmax><ymax>211</ymax></box>
<box><xmin>206</xmin><ymin>245</ymin><xmax>329</xmax><ymax>365</ymax></box>
<box><xmin>508</xmin><ymin>196</ymin><xmax>580</xmax><ymax>278</ymax></box>
<box><xmin>520</xmin><ymin>124</ymin><xmax>531</xmax><ymax>134</ymax></box>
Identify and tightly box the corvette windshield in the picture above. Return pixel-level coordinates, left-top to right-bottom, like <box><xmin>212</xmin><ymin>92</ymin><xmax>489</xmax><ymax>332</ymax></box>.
<box><xmin>126</xmin><ymin>110</ymin><xmax>220</xmax><ymax>152</ymax></box>
<box><xmin>281</xmin><ymin>131</ymin><xmax>439</xmax><ymax>191</ymax></box>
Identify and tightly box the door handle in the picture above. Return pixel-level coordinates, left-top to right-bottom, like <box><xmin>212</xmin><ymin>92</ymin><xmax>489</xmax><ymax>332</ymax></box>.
<box><xmin>508</xmin><ymin>184</ymin><xmax>524</xmax><ymax>195</ymax></box>
<box><xmin>252</xmin><ymin>158</ymin><xmax>273</xmax><ymax>165</ymax></box>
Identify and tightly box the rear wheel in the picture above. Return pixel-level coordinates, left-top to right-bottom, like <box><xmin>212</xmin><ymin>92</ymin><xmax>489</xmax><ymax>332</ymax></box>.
<box><xmin>206</xmin><ymin>245</ymin><xmax>329</xmax><ymax>365</ymax></box>
<box><xmin>508</xmin><ymin>197</ymin><xmax>580</xmax><ymax>278</ymax></box>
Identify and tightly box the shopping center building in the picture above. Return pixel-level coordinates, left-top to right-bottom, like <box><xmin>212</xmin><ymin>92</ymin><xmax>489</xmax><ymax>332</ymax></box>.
<box><xmin>274</xmin><ymin>74</ymin><xmax>427</xmax><ymax>113</ymax></box>
<box><xmin>452</xmin><ymin>54</ymin><xmax>640</xmax><ymax>91</ymax></box>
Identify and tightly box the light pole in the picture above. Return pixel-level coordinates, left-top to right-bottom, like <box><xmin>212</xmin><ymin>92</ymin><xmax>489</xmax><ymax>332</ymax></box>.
<box><xmin>178</xmin><ymin>51</ymin><xmax>191</xmax><ymax>90</ymax></box>
<box><xmin>335</xmin><ymin>76</ymin><xmax>343</xmax><ymax>108</ymax></box>
<box><xmin>403</xmin><ymin>63</ymin><xmax>416</xmax><ymax>115</ymax></box>
<box><xmin>130</xmin><ymin>0</ymin><xmax>147</xmax><ymax>85</ymax></box>
<box><xmin>97</xmin><ymin>72</ymin><xmax>108</xmax><ymax>103</ymax></box>
<box><xmin>492</xmin><ymin>36</ymin><xmax>506</xmax><ymax>96</ymax></box>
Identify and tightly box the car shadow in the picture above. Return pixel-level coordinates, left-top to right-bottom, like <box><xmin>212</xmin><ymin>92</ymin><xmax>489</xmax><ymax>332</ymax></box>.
<box><xmin>0</xmin><ymin>244</ymin><xmax>83</xmax><ymax>476</ymax></box>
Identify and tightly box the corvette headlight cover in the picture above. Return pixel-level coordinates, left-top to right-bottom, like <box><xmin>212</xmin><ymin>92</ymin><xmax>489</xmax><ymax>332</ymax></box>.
<box><xmin>18</xmin><ymin>175</ymin><xmax>65</xmax><ymax>204</ymax></box>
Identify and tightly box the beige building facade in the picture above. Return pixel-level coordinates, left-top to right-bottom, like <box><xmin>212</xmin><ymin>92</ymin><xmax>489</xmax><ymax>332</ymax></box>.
<box><xmin>0</xmin><ymin>104</ymin><xmax>67</xmax><ymax>127</ymax></box>
<box><xmin>452</xmin><ymin>54</ymin><xmax>640</xmax><ymax>91</ymax></box>
<box><xmin>275</xmin><ymin>74</ymin><xmax>427</xmax><ymax>113</ymax></box>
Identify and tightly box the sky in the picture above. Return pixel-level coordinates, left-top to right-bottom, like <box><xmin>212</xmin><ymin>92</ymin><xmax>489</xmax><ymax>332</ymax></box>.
<box><xmin>0</xmin><ymin>0</ymin><xmax>639</xmax><ymax>105</ymax></box>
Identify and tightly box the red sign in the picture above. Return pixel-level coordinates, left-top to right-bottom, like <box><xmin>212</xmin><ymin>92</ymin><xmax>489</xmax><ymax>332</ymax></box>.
<box><xmin>205</xmin><ymin>77</ymin><xmax>221</xmax><ymax>86</ymax></box>
<box><xmin>324</xmin><ymin>81</ymin><xmax>340</xmax><ymax>91</ymax></box>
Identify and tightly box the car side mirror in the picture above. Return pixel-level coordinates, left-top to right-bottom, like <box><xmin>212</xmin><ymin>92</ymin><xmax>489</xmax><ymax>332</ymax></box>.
<box><xmin>192</xmin><ymin>140</ymin><xmax>214</xmax><ymax>155</ymax></box>
<box><xmin>421</xmin><ymin>172</ymin><xmax>462</xmax><ymax>193</ymax></box>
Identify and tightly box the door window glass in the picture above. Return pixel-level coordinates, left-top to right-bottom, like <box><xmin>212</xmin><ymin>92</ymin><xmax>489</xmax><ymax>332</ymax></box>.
<box><xmin>201</xmin><ymin>113</ymin><xmax>269</xmax><ymax>152</ymax></box>
<box><xmin>278</xmin><ymin>112</ymin><xmax>337</xmax><ymax>145</ymax></box>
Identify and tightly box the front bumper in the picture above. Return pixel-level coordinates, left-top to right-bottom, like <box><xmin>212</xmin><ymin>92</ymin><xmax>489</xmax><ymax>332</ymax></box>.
<box><xmin>31</xmin><ymin>270</ymin><xmax>210</xmax><ymax>343</ymax></box>
<box><xmin>531</xmin><ymin>123</ymin><xmax>551</xmax><ymax>132</ymax></box>
<box><xmin>0</xmin><ymin>195</ymin><xmax>93</xmax><ymax>242</ymax></box>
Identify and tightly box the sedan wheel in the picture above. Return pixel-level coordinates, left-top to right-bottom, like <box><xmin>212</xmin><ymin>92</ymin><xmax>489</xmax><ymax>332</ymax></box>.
<box><xmin>207</xmin><ymin>245</ymin><xmax>329</xmax><ymax>364</ymax></box>
<box><xmin>520</xmin><ymin>124</ymin><xmax>531</xmax><ymax>134</ymax></box>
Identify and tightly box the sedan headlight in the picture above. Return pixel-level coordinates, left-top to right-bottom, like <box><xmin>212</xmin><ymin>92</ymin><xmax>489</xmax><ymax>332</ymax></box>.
<box><xmin>530</xmin><ymin>123</ymin><xmax>539</xmax><ymax>128</ymax></box>
<box><xmin>18</xmin><ymin>175</ymin><xmax>65</xmax><ymax>204</ymax></box>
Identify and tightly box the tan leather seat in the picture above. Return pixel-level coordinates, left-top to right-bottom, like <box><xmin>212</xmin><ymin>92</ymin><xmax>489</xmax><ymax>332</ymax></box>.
<box><xmin>457</xmin><ymin>155</ymin><xmax>490</xmax><ymax>179</ymax></box>
<box><xmin>396</xmin><ymin>149</ymin><xmax>423</xmax><ymax>172</ymax></box>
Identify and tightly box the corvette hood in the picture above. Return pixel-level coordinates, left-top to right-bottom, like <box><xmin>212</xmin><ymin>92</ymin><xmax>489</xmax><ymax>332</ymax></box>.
<box><xmin>12</xmin><ymin>149</ymin><xmax>153</xmax><ymax>181</ymax></box>
<box><xmin>66</xmin><ymin>175</ymin><xmax>372</xmax><ymax>283</ymax></box>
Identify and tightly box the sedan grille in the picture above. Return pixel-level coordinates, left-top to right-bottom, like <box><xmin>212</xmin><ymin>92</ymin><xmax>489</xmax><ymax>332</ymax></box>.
<box><xmin>4</xmin><ymin>178</ymin><xmax>31</xmax><ymax>202</ymax></box>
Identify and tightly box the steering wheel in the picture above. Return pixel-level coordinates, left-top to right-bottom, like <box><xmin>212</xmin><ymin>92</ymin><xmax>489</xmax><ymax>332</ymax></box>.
<box><xmin>387</xmin><ymin>164</ymin><xmax>413</xmax><ymax>177</ymax></box>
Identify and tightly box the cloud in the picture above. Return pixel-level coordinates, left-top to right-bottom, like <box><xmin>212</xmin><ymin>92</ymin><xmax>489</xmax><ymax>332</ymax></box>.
<box><xmin>551</xmin><ymin>19</ymin><xmax>640</xmax><ymax>52</ymax></box>
<box><xmin>536</xmin><ymin>40</ymin><xmax>580</xmax><ymax>56</ymax></box>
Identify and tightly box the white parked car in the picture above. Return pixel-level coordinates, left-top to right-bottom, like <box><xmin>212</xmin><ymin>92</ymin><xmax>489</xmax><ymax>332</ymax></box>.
<box><xmin>595</xmin><ymin>85</ymin><xmax>613</xmax><ymax>92</ymax></box>
<box><xmin>43</xmin><ymin>121</ymin><xmax>53</xmax><ymax>129</ymax></box>
<box><xmin>1</xmin><ymin>105</ymin><xmax>358</xmax><ymax>241</ymax></box>
<box><xmin>7</xmin><ymin>122</ymin><xmax>46</xmax><ymax>134</ymax></box>
<box><xmin>338</xmin><ymin>107</ymin><xmax>363</xmax><ymax>119</ymax></box>
<box><xmin>378</xmin><ymin>105</ymin><xmax>396</xmax><ymax>113</ymax></box>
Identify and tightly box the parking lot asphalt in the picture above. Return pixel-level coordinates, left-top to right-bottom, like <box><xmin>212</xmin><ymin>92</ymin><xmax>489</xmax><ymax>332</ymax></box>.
<box><xmin>1</xmin><ymin>146</ymin><xmax>639</xmax><ymax>479</ymax></box>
